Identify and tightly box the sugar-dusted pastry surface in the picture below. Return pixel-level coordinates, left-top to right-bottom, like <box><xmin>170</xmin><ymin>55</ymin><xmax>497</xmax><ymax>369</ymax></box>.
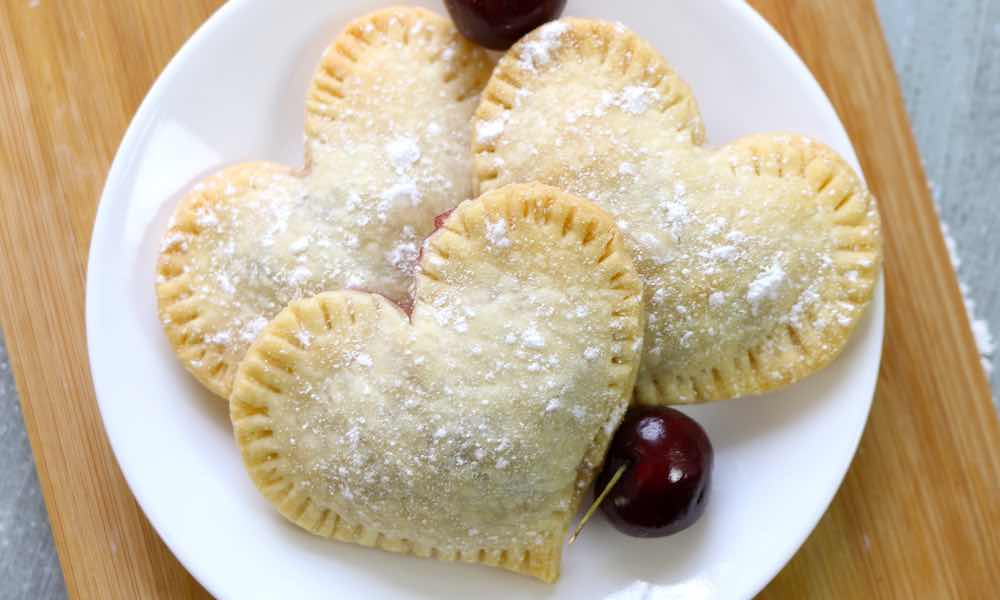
<box><xmin>230</xmin><ymin>184</ymin><xmax>644</xmax><ymax>582</ymax></box>
<box><xmin>157</xmin><ymin>7</ymin><xmax>494</xmax><ymax>398</ymax></box>
<box><xmin>474</xmin><ymin>19</ymin><xmax>882</xmax><ymax>404</ymax></box>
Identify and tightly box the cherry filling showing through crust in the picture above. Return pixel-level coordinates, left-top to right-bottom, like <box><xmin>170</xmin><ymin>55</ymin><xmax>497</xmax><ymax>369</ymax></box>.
<box><xmin>373</xmin><ymin>208</ymin><xmax>457</xmax><ymax>318</ymax></box>
<box><xmin>432</xmin><ymin>208</ymin><xmax>456</xmax><ymax>231</ymax></box>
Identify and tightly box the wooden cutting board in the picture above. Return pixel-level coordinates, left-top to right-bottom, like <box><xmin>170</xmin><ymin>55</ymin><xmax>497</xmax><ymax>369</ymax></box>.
<box><xmin>0</xmin><ymin>1</ymin><xmax>996</xmax><ymax>597</ymax></box>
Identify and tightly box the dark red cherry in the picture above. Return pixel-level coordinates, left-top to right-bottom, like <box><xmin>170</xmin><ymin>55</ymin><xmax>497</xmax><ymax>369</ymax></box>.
<box><xmin>596</xmin><ymin>407</ymin><xmax>713</xmax><ymax>537</ymax></box>
<box><xmin>443</xmin><ymin>0</ymin><xmax>568</xmax><ymax>50</ymax></box>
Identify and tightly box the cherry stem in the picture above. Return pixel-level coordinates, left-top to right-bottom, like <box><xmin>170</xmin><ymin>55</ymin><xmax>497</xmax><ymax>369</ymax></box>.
<box><xmin>568</xmin><ymin>462</ymin><xmax>628</xmax><ymax>545</ymax></box>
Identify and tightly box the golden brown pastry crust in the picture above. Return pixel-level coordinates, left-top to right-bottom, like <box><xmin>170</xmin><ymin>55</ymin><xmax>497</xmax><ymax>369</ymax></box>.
<box><xmin>230</xmin><ymin>183</ymin><xmax>644</xmax><ymax>582</ymax></box>
<box><xmin>157</xmin><ymin>7</ymin><xmax>495</xmax><ymax>398</ymax></box>
<box><xmin>474</xmin><ymin>19</ymin><xmax>882</xmax><ymax>404</ymax></box>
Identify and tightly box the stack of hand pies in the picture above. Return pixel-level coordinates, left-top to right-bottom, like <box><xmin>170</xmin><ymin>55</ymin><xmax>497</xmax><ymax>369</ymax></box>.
<box><xmin>155</xmin><ymin>6</ymin><xmax>880</xmax><ymax>583</ymax></box>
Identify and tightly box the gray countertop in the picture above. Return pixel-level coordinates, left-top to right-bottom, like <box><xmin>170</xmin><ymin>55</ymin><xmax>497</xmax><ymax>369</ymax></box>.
<box><xmin>0</xmin><ymin>1</ymin><xmax>996</xmax><ymax>597</ymax></box>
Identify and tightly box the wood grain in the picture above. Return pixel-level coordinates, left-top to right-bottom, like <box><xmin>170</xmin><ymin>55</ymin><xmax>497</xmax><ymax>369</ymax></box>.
<box><xmin>0</xmin><ymin>1</ymin><xmax>995</xmax><ymax>598</ymax></box>
<box><xmin>0</xmin><ymin>1</ymin><xmax>215</xmax><ymax>598</ymax></box>
<box><xmin>748</xmin><ymin>2</ymin><xmax>1000</xmax><ymax>597</ymax></box>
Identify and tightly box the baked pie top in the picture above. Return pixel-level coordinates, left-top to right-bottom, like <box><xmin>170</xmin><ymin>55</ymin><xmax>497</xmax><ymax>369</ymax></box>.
<box><xmin>157</xmin><ymin>7</ymin><xmax>494</xmax><ymax>398</ymax></box>
<box><xmin>229</xmin><ymin>183</ymin><xmax>644</xmax><ymax>582</ymax></box>
<box><xmin>473</xmin><ymin>19</ymin><xmax>882</xmax><ymax>404</ymax></box>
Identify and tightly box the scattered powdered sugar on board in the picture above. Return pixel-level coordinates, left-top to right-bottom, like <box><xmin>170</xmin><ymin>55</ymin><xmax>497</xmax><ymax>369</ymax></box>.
<box><xmin>959</xmin><ymin>276</ymin><xmax>995</xmax><ymax>377</ymax></box>
<box><xmin>968</xmin><ymin>302</ymin><xmax>996</xmax><ymax>367</ymax></box>
<box><xmin>931</xmin><ymin>181</ymin><xmax>995</xmax><ymax>378</ymax></box>
<box><xmin>941</xmin><ymin>221</ymin><xmax>962</xmax><ymax>270</ymax></box>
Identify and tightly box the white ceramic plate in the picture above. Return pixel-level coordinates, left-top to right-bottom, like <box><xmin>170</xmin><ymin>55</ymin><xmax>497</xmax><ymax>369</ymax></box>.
<box><xmin>86</xmin><ymin>1</ymin><xmax>884</xmax><ymax>598</ymax></box>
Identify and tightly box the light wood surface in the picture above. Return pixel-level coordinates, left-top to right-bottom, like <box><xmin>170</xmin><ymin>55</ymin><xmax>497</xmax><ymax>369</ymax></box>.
<box><xmin>0</xmin><ymin>3</ymin><xmax>217</xmax><ymax>598</ymax></box>
<box><xmin>750</xmin><ymin>2</ymin><xmax>1000</xmax><ymax>597</ymax></box>
<box><xmin>0</xmin><ymin>1</ymin><xmax>996</xmax><ymax>598</ymax></box>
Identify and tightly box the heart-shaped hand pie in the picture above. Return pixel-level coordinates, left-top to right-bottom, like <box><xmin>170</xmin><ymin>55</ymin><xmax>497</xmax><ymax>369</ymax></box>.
<box><xmin>473</xmin><ymin>19</ymin><xmax>882</xmax><ymax>404</ymax></box>
<box><xmin>230</xmin><ymin>183</ymin><xmax>643</xmax><ymax>582</ymax></box>
<box><xmin>157</xmin><ymin>7</ymin><xmax>494</xmax><ymax>398</ymax></box>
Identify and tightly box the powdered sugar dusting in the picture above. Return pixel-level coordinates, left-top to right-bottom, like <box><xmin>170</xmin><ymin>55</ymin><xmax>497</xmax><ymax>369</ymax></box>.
<box><xmin>960</xmin><ymin>279</ymin><xmax>995</xmax><ymax>376</ymax></box>
<box><xmin>788</xmin><ymin>287</ymin><xmax>821</xmax><ymax>328</ymax></box>
<box><xmin>485</xmin><ymin>218</ymin><xmax>512</xmax><ymax>249</ymax></box>
<box><xmin>288</xmin><ymin>236</ymin><xmax>310</xmax><ymax>254</ymax></box>
<box><xmin>476</xmin><ymin>113</ymin><xmax>508</xmax><ymax>145</ymax></box>
<box><xmin>195</xmin><ymin>208</ymin><xmax>219</xmax><ymax>228</ymax></box>
<box><xmin>660</xmin><ymin>194</ymin><xmax>691</xmax><ymax>241</ymax></box>
<box><xmin>616</xmin><ymin>86</ymin><xmax>661</xmax><ymax>115</ymax></box>
<box><xmin>746</xmin><ymin>259</ymin><xmax>786</xmax><ymax>316</ymax></box>
<box><xmin>704</xmin><ymin>245</ymin><xmax>738</xmax><ymax>262</ymax></box>
<box><xmin>972</xmin><ymin>317</ymin><xmax>995</xmax><ymax>373</ymax></box>
<box><xmin>386</xmin><ymin>225</ymin><xmax>420</xmax><ymax>276</ymax></box>
<box><xmin>240</xmin><ymin>316</ymin><xmax>268</xmax><ymax>343</ymax></box>
<box><xmin>242</xmin><ymin>201</ymin><xmax>641</xmax><ymax>554</ymax></box>
<box><xmin>520</xmin><ymin>326</ymin><xmax>545</xmax><ymax>349</ymax></box>
<box><xmin>379</xmin><ymin>180</ymin><xmax>421</xmax><ymax>208</ymax></box>
<box><xmin>160</xmin><ymin>231</ymin><xmax>188</xmax><ymax>252</ymax></box>
<box><xmin>518</xmin><ymin>21</ymin><xmax>568</xmax><ymax>72</ymax></box>
<box><xmin>565</xmin><ymin>85</ymin><xmax>662</xmax><ymax>125</ymax></box>
<box><xmin>288</xmin><ymin>265</ymin><xmax>312</xmax><ymax>286</ymax></box>
<box><xmin>475</xmin><ymin>16</ymin><xmax>886</xmax><ymax>403</ymax></box>
<box><xmin>386</xmin><ymin>137</ymin><xmax>421</xmax><ymax>171</ymax></box>
<box><xmin>932</xmin><ymin>183</ymin><xmax>994</xmax><ymax>378</ymax></box>
<box><xmin>157</xmin><ymin>17</ymin><xmax>504</xmax><ymax>405</ymax></box>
